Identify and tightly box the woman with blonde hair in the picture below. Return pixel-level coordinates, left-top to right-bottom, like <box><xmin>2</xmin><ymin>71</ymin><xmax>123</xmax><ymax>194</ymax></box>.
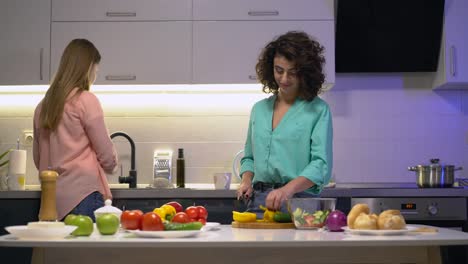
<box><xmin>33</xmin><ymin>39</ymin><xmax>118</xmax><ymax>221</ymax></box>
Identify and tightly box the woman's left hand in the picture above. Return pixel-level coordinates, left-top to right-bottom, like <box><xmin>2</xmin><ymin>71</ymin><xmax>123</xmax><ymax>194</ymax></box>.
<box><xmin>265</xmin><ymin>187</ymin><xmax>293</xmax><ymax>211</ymax></box>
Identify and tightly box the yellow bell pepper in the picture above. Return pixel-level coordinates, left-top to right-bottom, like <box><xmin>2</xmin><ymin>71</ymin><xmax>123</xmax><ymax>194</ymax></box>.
<box><xmin>153</xmin><ymin>204</ymin><xmax>177</xmax><ymax>221</ymax></box>
<box><xmin>232</xmin><ymin>211</ymin><xmax>257</xmax><ymax>223</ymax></box>
<box><xmin>153</xmin><ymin>207</ymin><xmax>167</xmax><ymax>220</ymax></box>
<box><xmin>161</xmin><ymin>204</ymin><xmax>176</xmax><ymax>220</ymax></box>
<box><xmin>259</xmin><ymin>205</ymin><xmax>275</xmax><ymax>222</ymax></box>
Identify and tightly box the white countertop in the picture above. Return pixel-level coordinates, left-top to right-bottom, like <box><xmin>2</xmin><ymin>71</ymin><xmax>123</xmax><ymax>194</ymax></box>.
<box><xmin>1</xmin><ymin>225</ymin><xmax>467</xmax><ymax>248</ymax></box>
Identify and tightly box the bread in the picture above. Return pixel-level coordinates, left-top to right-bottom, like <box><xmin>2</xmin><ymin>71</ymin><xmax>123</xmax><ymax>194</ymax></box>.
<box><xmin>347</xmin><ymin>204</ymin><xmax>370</xmax><ymax>229</ymax></box>
<box><xmin>377</xmin><ymin>210</ymin><xmax>406</xmax><ymax>230</ymax></box>
<box><xmin>353</xmin><ymin>213</ymin><xmax>378</xmax><ymax>230</ymax></box>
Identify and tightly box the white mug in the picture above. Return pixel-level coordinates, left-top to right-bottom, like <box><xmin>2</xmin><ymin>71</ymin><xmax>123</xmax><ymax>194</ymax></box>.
<box><xmin>213</xmin><ymin>172</ymin><xmax>232</xmax><ymax>190</ymax></box>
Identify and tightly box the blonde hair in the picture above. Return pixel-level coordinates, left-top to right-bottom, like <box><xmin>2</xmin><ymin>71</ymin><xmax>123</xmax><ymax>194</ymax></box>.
<box><xmin>40</xmin><ymin>39</ymin><xmax>101</xmax><ymax>130</ymax></box>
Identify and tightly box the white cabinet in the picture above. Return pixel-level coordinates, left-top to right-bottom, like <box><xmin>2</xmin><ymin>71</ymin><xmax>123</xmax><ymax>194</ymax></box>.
<box><xmin>433</xmin><ymin>0</ymin><xmax>468</xmax><ymax>89</ymax></box>
<box><xmin>52</xmin><ymin>0</ymin><xmax>192</xmax><ymax>21</ymax></box>
<box><xmin>192</xmin><ymin>0</ymin><xmax>335</xmax><ymax>89</ymax></box>
<box><xmin>3</xmin><ymin>0</ymin><xmax>335</xmax><ymax>86</ymax></box>
<box><xmin>193</xmin><ymin>0</ymin><xmax>333</xmax><ymax>20</ymax></box>
<box><xmin>51</xmin><ymin>0</ymin><xmax>192</xmax><ymax>85</ymax></box>
<box><xmin>193</xmin><ymin>21</ymin><xmax>335</xmax><ymax>88</ymax></box>
<box><xmin>51</xmin><ymin>22</ymin><xmax>191</xmax><ymax>84</ymax></box>
<box><xmin>0</xmin><ymin>0</ymin><xmax>50</xmax><ymax>85</ymax></box>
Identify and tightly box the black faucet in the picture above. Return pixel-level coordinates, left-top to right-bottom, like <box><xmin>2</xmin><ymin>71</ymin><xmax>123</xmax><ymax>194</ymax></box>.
<box><xmin>110</xmin><ymin>131</ymin><xmax>137</xmax><ymax>188</ymax></box>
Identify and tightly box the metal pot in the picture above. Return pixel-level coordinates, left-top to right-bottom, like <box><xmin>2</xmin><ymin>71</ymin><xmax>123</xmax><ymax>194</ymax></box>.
<box><xmin>408</xmin><ymin>159</ymin><xmax>463</xmax><ymax>188</ymax></box>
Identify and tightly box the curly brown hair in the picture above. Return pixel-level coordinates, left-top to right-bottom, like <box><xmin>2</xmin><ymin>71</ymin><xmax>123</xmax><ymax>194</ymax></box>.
<box><xmin>256</xmin><ymin>31</ymin><xmax>326</xmax><ymax>101</ymax></box>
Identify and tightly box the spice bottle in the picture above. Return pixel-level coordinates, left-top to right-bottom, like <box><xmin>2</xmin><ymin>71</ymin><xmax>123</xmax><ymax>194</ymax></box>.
<box><xmin>176</xmin><ymin>148</ymin><xmax>185</xmax><ymax>188</ymax></box>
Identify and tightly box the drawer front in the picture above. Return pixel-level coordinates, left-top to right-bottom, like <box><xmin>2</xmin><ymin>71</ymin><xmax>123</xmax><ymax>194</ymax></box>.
<box><xmin>193</xmin><ymin>0</ymin><xmax>333</xmax><ymax>20</ymax></box>
<box><xmin>52</xmin><ymin>0</ymin><xmax>192</xmax><ymax>21</ymax></box>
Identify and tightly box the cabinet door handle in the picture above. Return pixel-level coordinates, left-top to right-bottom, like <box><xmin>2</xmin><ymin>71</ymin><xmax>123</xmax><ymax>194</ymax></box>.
<box><xmin>39</xmin><ymin>48</ymin><xmax>43</xmax><ymax>81</ymax></box>
<box><xmin>248</xmin><ymin>11</ymin><xmax>279</xmax><ymax>16</ymax></box>
<box><xmin>450</xmin><ymin>45</ymin><xmax>456</xmax><ymax>77</ymax></box>
<box><xmin>106</xmin><ymin>12</ymin><xmax>137</xmax><ymax>17</ymax></box>
<box><xmin>248</xmin><ymin>75</ymin><xmax>257</xmax><ymax>80</ymax></box>
<box><xmin>105</xmin><ymin>75</ymin><xmax>137</xmax><ymax>81</ymax></box>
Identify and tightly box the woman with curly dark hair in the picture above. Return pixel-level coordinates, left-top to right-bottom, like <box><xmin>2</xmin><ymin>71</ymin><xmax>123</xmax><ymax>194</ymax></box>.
<box><xmin>236</xmin><ymin>31</ymin><xmax>333</xmax><ymax>214</ymax></box>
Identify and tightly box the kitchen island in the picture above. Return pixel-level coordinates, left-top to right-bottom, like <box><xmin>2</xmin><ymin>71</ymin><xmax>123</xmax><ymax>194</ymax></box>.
<box><xmin>1</xmin><ymin>225</ymin><xmax>467</xmax><ymax>264</ymax></box>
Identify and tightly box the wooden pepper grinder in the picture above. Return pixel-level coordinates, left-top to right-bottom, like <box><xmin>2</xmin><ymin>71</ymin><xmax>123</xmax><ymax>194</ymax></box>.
<box><xmin>38</xmin><ymin>170</ymin><xmax>59</xmax><ymax>221</ymax></box>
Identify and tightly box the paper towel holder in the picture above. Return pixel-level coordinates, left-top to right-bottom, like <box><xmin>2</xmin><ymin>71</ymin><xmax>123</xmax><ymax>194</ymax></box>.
<box><xmin>7</xmin><ymin>145</ymin><xmax>27</xmax><ymax>191</ymax></box>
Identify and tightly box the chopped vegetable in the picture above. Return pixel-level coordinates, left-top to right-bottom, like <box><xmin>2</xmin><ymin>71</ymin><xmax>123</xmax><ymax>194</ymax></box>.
<box><xmin>232</xmin><ymin>211</ymin><xmax>257</xmax><ymax>223</ymax></box>
<box><xmin>293</xmin><ymin>209</ymin><xmax>331</xmax><ymax>228</ymax></box>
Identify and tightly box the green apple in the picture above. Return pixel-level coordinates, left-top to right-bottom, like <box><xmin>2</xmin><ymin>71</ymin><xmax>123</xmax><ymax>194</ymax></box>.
<box><xmin>70</xmin><ymin>215</ymin><xmax>94</xmax><ymax>236</ymax></box>
<box><xmin>64</xmin><ymin>214</ymin><xmax>77</xmax><ymax>225</ymax></box>
<box><xmin>96</xmin><ymin>213</ymin><xmax>120</xmax><ymax>235</ymax></box>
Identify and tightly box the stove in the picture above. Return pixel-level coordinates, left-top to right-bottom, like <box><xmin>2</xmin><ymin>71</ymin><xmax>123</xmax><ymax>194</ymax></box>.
<box><xmin>351</xmin><ymin>197</ymin><xmax>467</xmax><ymax>223</ymax></box>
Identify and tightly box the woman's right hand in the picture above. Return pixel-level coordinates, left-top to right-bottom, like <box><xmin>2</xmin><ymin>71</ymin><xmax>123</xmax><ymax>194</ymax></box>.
<box><xmin>236</xmin><ymin>172</ymin><xmax>254</xmax><ymax>200</ymax></box>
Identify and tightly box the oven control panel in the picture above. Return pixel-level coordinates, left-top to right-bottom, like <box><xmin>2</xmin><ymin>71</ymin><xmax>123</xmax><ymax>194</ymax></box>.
<box><xmin>351</xmin><ymin>197</ymin><xmax>467</xmax><ymax>221</ymax></box>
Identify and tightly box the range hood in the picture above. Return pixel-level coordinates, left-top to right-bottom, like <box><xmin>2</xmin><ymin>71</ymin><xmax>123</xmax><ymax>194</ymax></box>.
<box><xmin>335</xmin><ymin>0</ymin><xmax>445</xmax><ymax>73</ymax></box>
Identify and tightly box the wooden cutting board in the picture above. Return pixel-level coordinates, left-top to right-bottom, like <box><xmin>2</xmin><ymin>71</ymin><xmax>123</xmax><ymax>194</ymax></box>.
<box><xmin>232</xmin><ymin>221</ymin><xmax>295</xmax><ymax>229</ymax></box>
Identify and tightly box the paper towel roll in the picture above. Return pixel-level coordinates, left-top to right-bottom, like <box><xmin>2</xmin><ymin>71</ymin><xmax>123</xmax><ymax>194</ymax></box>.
<box><xmin>8</xmin><ymin>150</ymin><xmax>27</xmax><ymax>175</ymax></box>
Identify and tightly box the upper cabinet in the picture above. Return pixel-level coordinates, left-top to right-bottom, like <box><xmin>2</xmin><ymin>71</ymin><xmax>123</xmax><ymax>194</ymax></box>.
<box><xmin>51</xmin><ymin>0</ymin><xmax>192</xmax><ymax>84</ymax></box>
<box><xmin>192</xmin><ymin>0</ymin><xmax>335</xmax><ymax>90</ymax></box>
<box><xmin>0</xmin><ymin>0</ymin><xmax>50</xmax><ymax>85</ymax></box>
<box><xmin>193</xmin><ymin>0</ymin><xmax>333</xmax><ymax>20</ymax></box>
<box><xmin>51</xmin><ymin>22</ymin><xmax>192</xmax><ymax>85</ymax></box>
<box><xmin>193</xmin><ymin>21</ymin><xmax>334</xmax><ymax>88</ymax></box>
<box><xmin>433</xmin><ymin>0</ymin><xmax>468</xmax><ymax>89</ymax></box>
<box><xmin>52</xmin><ymin>0</ymin><xmax>192</xmax><ymax>21</ymax></box>
<box><xmin>1</xmin><ymin>0</ymin><xmax>335</xmax><ymax>86</ymax></box>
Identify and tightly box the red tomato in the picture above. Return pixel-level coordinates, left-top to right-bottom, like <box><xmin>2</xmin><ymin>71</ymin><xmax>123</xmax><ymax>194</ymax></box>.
<box><xmin>141</xmin><ymin>212</ymin><xmax>164</xmax><ymax>231</ymax></box>
<box><xmin>171</xmin><ymin>212</ymin><xmax>190</xmax><ymax>223</ymax></box>
<box><xmin>196</xmin><ymin>206</ymin><xmax>208</xmax><ymax>220</ymax></box>
<box><xmin>120</xmin><ymin>210</ymin><xmax>143</xmax><ymax>230</ymax></box>
<box><xmin>165</xmin><ymin>201</ymin><xmax>183</xmax><ymax>213</ymax></box>
<box><xmin>197</xmin><ymin>218</ymin><xmax>207</xmax><ymax>225</ymax></box>
<box><xmin>185</xmin><ymin>206</ymin><xmax>199</xmax><ymax>220</ymax></box>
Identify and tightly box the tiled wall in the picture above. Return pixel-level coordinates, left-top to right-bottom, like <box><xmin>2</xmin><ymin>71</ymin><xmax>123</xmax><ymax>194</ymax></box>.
<box><xmin>1</xmin><ymin>73</ymin><xmax>468</xmax><ymax>186</ymax></box>
<box><xmin>325</xmin><ymin>73</ymin><xmax>468</xmax><ymax>183</ymax></box>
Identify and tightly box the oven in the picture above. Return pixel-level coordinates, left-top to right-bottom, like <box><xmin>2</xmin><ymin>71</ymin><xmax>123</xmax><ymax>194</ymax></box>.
<box><xmin>351</xmin><ymin>197</ymin><xmax>468</xmax><ymax>264</ymax></box>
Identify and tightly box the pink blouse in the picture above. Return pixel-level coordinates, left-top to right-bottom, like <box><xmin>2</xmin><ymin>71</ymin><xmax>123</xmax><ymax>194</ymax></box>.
<box><xmin>33</xmin><ymin>89</ymin><xmax>118</xmax><ymax>220</ymax></box>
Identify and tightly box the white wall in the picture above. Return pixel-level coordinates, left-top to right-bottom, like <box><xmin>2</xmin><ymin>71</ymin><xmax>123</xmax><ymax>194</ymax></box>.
<box><xmin>1</xmin><ymin>73</ymin><xmax>468</xmax><ymax>186</ymax></box>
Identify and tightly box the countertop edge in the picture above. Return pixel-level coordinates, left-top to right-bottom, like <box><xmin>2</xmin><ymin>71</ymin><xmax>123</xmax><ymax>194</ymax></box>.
<box><xmin>1</xmin><ymin>187</ymin><xmax>468</xmax><ymax>199</ymax></box>
<box><xmin>1</xmin><ymin>225</ymin><xmax>467</xmax><ymax>248</ymax></box>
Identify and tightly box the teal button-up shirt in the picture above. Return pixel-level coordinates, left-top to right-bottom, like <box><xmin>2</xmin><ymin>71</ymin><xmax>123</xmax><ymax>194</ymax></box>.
<box><xmin>240</xmin><ymin>95</ymin><xmax>333</xmax><ymax>194</ymax></box>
